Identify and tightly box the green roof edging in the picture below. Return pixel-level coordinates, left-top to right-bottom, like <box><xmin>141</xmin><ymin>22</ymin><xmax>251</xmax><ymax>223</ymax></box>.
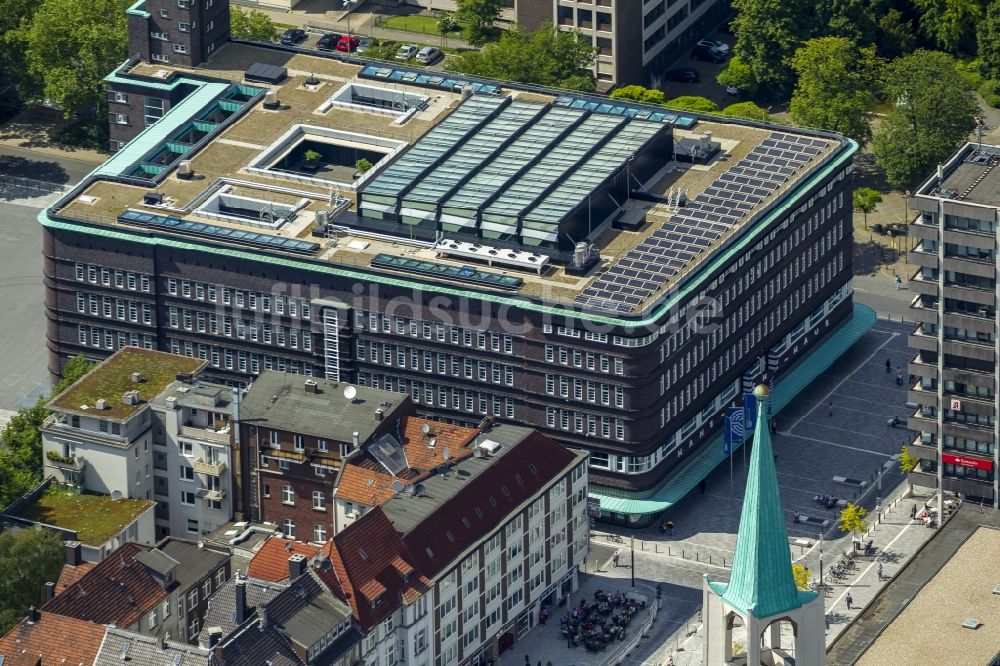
<box><xmin>589</xmin><ymin>301</ymin><xmax>877</xmax><ymax>516</ymax></box>
<box><xmin>41</xmin><ymin>138</ymin><xmax>856</xmax><ymax>328</ymax></box>
<box><xmin>125</xmin><ymin>0</ymin><xmax>150</xmax><ymax>18</ymax></box>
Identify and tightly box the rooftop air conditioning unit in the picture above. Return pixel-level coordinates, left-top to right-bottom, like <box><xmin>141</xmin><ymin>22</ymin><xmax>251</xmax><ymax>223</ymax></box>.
<box><xmin>478</xmin><ymin>440</ymin><xmax>502</xmax><ymax>457</ymax></box>
<box><xmin>95</xmin><ymin>398</ymin><xmax>109</xmax><ymax>410</ymax></box>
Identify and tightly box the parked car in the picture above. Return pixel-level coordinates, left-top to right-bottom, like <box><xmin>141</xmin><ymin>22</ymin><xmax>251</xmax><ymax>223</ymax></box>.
<box><xmin>697</xmin><ymin>39</ymin><xmax>730</xmax><ymax>56</ymax></box>
<box><xmin>280</xmin><ymin>28</ymin><xmax>307</xmax><ymax>45</ymax></box>
<box><xmin>337</xmin><ymin>35</ymin><xmax>360</xmax><ymax>52</ymax></box>
<box><xmin>416</xmin><ymin>46</ymin><xmax>442</xmax><ymax>64</ymax></box>
<box><xmin>664</xmin><ymin>67</ymin><xmax>700</xmax><ymax>83</ymax></box>
<box><xmin>317</xmin><ymin>33</ymin><xmax>342</xmax><ymax>50</ymax></box>
<box><xmin>692</xmin><ymin>44</ymin><xmax>726</xmax><ymax>63</ymax></box>
<box><xmin>356</xmin><ymin>37</ymin><xmax>374</xmax><ymax>53</ymax></box>
<box><xmin>395</xmin><ymin>44</ymin><xmax>419</xmax><ymax>60</ymax></box>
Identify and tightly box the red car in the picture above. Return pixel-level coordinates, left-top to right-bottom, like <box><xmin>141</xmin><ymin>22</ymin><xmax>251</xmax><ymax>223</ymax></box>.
<box><xmin>336</xmin><ymin>35</ymin><xmax>360</xmax><ymax>52</ymax></box>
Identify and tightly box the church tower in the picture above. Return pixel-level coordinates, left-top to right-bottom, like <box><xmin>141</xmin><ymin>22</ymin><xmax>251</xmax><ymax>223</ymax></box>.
<box><xmin>702</xmin><ymin>384</ymin><xmax>825</xmax><ymax>664</ymax></box>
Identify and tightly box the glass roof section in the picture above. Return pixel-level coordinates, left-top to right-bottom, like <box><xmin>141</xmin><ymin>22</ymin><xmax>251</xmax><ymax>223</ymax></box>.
<box><xmin>482</xmin><ymin>114</ymin><xmax>624</xmax><ymax>219</ymax></box>
<box><xmin>370</xmin><ymin>253</ymin><xmax>523</xmax><ymax>289</ymax></box>
<box><xmin>524</xmin><ymin>119</ymin><xmax>663</xmax><ymax>225</ymax></box>
<box><xmin>552</xmin><ymin>94</ymin><xmax>698</xmax><ymax>129</ymax></box>
<box><xmin>402</xmin><ymin>101</ymin><xmax>546</xmax><ymax>205</ymax></box>
<box><xmin>363</xmin><ymin>95</ymin><xmax>507</xmax><ymax>198</ymax></box>
<box><xmin>440</xmin><ymin>106</ymin><xmax>586</xmax><ymax>212</ymax></box>
<box><xmin>117</xmin><ymin>209</ymin><xmax>320</xmax><ymax>254</ymax></box>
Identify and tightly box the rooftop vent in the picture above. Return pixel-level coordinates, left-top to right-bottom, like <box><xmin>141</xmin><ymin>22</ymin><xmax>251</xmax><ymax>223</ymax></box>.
<box><xmin>131</xmin><ymin>372</ymin><xmax>143</xmax><ymax>383</ymax></box>
<box><xmin>375</xmin><ymin>407</ymin><xmax>384</xmax><ymax>422</ymax></box>
<box><xmin>95</xmin><ymin>398</ymin><xmax>108</xmax><ymax>410</ymax></box>
<box><xmin>478</xmin><ymin>440</ymin><xmax>502</xmax><ymax>457</ymax></box>
<box><xmin>143</xmin><ymin>192</ymin><xmax>163</xmax><ymax>206</ymax></box>
<box><xmin>304</xmin><ymin>379</ymin><xmax>318</xmax><ymax>394</ymax></box>
<box><xmin>263</xmin><ymin>89</ymin><xmax>280</xmax><ymax>110</ymax></box>
<box><xmin>962</xmin><ymin>617</ymin><xmax>982</xmax><ymax>629</ymax></box>
<box><xmin>177</xmin><ymin>160</ymin><xmax>194</xmax><ymax>180</ymax></box>
<box><xmin>123</xmin><ymin>390</ymin><xmax>141</xmax><ymax>406</ymax></box>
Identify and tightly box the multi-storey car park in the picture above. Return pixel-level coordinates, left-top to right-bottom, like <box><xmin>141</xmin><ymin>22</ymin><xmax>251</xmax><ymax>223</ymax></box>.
<box><xmin>41</xmin><ymin>21</ymin><xmax>873</xmax><ymax>524</ymax></box>
<box><xmin>907</xmin><ymin>142</ymin><xmax>1000</xmax><ymax>508</ymax></box>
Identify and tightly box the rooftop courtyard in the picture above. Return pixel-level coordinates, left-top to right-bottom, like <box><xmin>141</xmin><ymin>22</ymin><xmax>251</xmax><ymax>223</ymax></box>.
<box><xmin>46</xmin><ymin>41</ymin><xmax>849</xmax><ymax>316</ymax></box>
<box><xmin>15</xmin><ymin>486</ymin><xmax>154</xmax><ymax>546</ymax></box>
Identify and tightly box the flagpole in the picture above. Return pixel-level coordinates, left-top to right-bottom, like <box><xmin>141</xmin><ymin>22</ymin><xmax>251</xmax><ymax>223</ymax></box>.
<box><xmin>726</xmin><ymin>415</ymin><xmax>734</xmax><ymax>505</ymax></box>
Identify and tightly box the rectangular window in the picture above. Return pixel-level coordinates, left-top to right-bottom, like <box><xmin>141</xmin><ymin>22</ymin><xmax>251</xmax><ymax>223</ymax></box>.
<box><xmin>143</xmin><ymin>97</ymin><xmax>164</xmax><ymax>126</ymax></box>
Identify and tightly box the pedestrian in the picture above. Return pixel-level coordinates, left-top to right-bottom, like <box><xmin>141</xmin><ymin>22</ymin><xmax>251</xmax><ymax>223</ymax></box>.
<box><xmin>895</xmin><ymin>369</ymin><xmax>903</xmax><ymax>385</ymax></box>
<box><xmin>667</xmin><ymin>520</ymin><xmax>675</xmax><ymax>536</ymax></box>
<box><xmin>659</xmin><ymin>521</ymin><xmax>666</xmax><ymax>535</ymax></box>
<box><xmin>827</xmin><ymin>401</ymin><xmax>833</xmax><ymax>417</ymax></box>
<box><xmin>885</xmin><ymin>358</ymin><xmax>891</xmax><ymax>373</ymax></box>
<box><xmin>895</xmin><ymin>275</ymin><xmax>902</xmax><ymax>290</ymax></box>
<box><xmin>612</xmin><ymin>550</ymin><xmax>620</xmax><ymax>568</ymax></box>
<box><xmin>911</xmin><ymin>504</ymin><xmax>917</xmax><ymax>519</ymax></box>
<box><xmin>878</xmin><ymin>562</ymin><xmax>884</xmax><ymax>580</ymax></box>
<box><xmin>793</xmin><ymin>511</ymin><xmax>800</xmax><ymax>523</ymax></box>
<box><xmin>846</xmin><ymin>593</ymin><xmax>853</xmax><ymax>610</ymax></box>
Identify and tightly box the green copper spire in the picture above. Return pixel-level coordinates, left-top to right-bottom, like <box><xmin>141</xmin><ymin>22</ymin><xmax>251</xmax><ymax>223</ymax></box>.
<box><xmin>718</xmin><ymin>384</ymin><xmax>806</xmax><ymax>617</ymax></box>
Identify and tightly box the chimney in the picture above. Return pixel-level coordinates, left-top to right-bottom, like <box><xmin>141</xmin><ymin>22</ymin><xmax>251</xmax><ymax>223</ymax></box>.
<box><xmin>42</xmin><ymin>581</ymin><xmax>55</xmax><ymax>603</ymax></box>
<box><xmin>352</xmin><ymin>431</ymin><xmax>359</xmax><ymax>448</ymax></box>
<box><xmin>207</xmin><ymin>627</ymin><xmax>224</xmax><ymax>648</ymax></box>
<box><xmin>304</xmin><ymin>380</ymin><xmax>318</xmax><ymax>394</ymax></box>
<box><xmin>65</xmin><ymin>541</ymin><xmax>81</xmax><ymax>567</ymax></box>
<box><xmin>258</xmin><ymin>605</ymin><xmax>269</xmax><ymax>631</ymax></box>
<box><xmin>375</xmin><ymin>407</ymin><xmax>384</xmax><ymax>422</ymax></box>
<box><xmin>234</xmin><ymin>576</ymin><xmax>247</xmax><ymax>624</ymax></box>
<box><xmin>131</xmin><ymin>372</ymin><xmax>143</xmax><ymax>384</ymax></box>
<box><xmin>937</xmin><ymin>163</ymin><xmax>945</xmax><ymax>184</ymax></box>
<box><xmin>27</xmin><ymin>606</ymin><xmax>39</xmax><ymax>623</ymax></box>
<box><xmin>288</xmin><ymin>553</ymin><xmax>307</xmax><ymax>580</ymax></box>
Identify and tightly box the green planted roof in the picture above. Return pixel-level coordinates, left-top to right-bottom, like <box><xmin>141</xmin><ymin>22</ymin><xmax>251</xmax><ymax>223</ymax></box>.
<box><xmin>718</xmin><ymin>384</ymin><xmax>808</xmax><ymax>617</ymax></box>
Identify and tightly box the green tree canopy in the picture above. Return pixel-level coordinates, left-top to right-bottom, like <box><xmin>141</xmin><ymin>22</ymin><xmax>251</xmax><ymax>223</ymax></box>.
<box><xmin>14</xmin><ymin>0</ymin><xmax>128</xmax><ymax>116</ymax></box>
<box><xmin>0</xmin><ymin>528</ymin><xmax>64</xmax><ymax>635</ymax></box>
<box><xmin>877</xmin><ymin>9</ymin><xmax>917</xmax><ymax>58</ymax></box>
<box><xmin>978</xmin><ymin>1</ymin><xmax>1000</xmax><ymax>79</ymax></box>
<box><xmin>610</xmin><ymin>85</ymin><xmax>666</xmax><ymax>105</ymax></box>
<box><xmin>456</xmin><ymin>0</ymin><xmax>503</xmax><ymax>45</ymax></box>
<box><xmin>732</xmin><ymin>0</ymin><xmax>816</xmax><ymax>88</ymax></box>
<box><xmin>721</xmin><ymin>101</ymin><xmax>772</xmax><ymax>120</ymax></box>
<box><xmin>873</xmin><ymin>50</ymin><xmax>977</xmax><ymax>189</ymax></box>
<box><xmin>230</xmin><ymin>7</ymin><xmax>276</xmax><ymax>42</ymax></box>
<box><xmin>716</xmin><ymin>55</ymin><xmax>756</xmax><ymax>94</ymax></box>
<box><xmin>664</xmin><ymin>96</ymin><xmax>719</xmax><ymax>113</ymax></box>
<box><xmin>912</xmin><ymin>0</ymin><xmax>983</xmax><ymax>53</ymax></box>
<box><xmin>53</xmin><ymin>354</ymin><xmax>94</xmax><ymax>396</ymax></box>
<box><xmin>838</xmin><ymin>502</ymin><xmax>870</xmax><ymax>538</ymax></box>
<box><xmin>789</xmin><ymin>37</ymin><xmax>878</xmax><ymax>145</ymax></box>
<box><xmin>819</xmin><ymin>0</ymin><xmax>884</xmax><ymax>44</ymax></box>
<box><xmin>899</xmin><ymin>444</ymin><xmax>920</xmax><ymax>473</ymax></box>
<box><xmin>791</xmin><ymin>563</ymin><xmax>810</xmax><ymax>590</ymax></box>
<box><xmin>0</xmin><ymin>0</ymin><xmax>41</xmax><ymax>101</ymax></box>
<box><xmin>853</xmin><ymin>186</ymin><xmax>883</xmax><ymax>227</ymax></box>
<box><xmin>448</xmin><ymin>22</ymin><xmax>597</xmax><ymax>92</ymax></box>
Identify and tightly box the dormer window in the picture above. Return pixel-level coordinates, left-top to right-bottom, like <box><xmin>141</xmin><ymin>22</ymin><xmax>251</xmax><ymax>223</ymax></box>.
<box><xmin>402</xmin><ymin>573</ymin><xmax>410</xmax><ymax>583</ymax></box>
<box><xmin>370</xmin><ymin>594</ymin><xmax>384</xmax><ymax>609</ymax></box>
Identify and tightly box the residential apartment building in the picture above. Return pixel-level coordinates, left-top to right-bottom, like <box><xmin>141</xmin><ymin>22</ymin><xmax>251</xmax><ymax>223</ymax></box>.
<box><xmin>42</xmin><ymin>538</ymin><xmax>230</xmax><ymax>644</ymax></box>
<box><xmin>213</xmin><ymin>423</ymin><xmax>588</xmax><ymax>666</ymax></box>
<box><xmin>44</xmin><ymin>15</ymin><xmax>860</xmax><ymax>521</ymax></box>
<box><xmin>41</xmin><ymin>348</ymin><xmax>237</xmax><ymax>540</ymax></box>
<box><xmin>907</xmin><ymin>142</ymin><xmax>1000</xmax><ymax>506</ymax></box>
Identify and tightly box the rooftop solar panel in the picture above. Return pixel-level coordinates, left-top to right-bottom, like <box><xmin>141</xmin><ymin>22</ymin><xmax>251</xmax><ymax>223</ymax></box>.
<box><xmin>117</xmin><ymin>210</ymin><xmax>320</xmax><ymax>254</ymax></box>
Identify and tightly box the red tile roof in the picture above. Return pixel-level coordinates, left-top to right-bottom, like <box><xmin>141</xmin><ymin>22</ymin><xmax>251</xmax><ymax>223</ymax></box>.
<box><xmin>336</xmin><ymin>417</ymin><xmax>478</xmax><ymax>505</ymax></box>
<box><xmin>0</xmin><ymin>611</ymin><xmax>106</xmax><ymax>666</ymax></box>
<box><xmin>42</xmin><ymin>542</ymin><xmax>165</xmax><ymax>629</ymax></box>
<box><xmin>54</xmin><ymin>561</ymin><xmax>97</xmax><ymax>595</ymax></box>
<box><xmin>246</xmin><ymin>537</ymin><xmax>322</xmax><ymax>582</ymax></box>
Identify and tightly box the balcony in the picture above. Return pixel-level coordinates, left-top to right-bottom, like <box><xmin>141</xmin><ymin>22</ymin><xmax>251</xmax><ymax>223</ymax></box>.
<box><xmin>45</xmin><ymin>451</ymin><xmax>86</xmax><ymax>471</ymax></box>
<box><xmin>193</xmin><ymin>458</ymin><xmax>227</xmax><ymax>476</ymax></box>
<box><xmin>178</xmin><ymin>424</ymin><xmax>231</xmax><ymax>444</ymax></box>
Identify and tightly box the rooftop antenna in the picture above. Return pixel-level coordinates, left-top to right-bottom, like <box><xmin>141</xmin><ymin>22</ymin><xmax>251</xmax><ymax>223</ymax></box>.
<box><xmin>442</xmin><ymin>448</ymin><xmax>451</xmax><ymax>462</ymax></box>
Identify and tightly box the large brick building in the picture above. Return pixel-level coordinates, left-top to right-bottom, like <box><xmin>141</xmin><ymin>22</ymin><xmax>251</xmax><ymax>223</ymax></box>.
<box><xmin>42</xmin><ymin>3</ymin><xmax>862</xmax><ymax>522</ymax></box>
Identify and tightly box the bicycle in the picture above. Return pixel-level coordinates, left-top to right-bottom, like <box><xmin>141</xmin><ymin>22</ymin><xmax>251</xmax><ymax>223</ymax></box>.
<box><xmin>606</xmin><ymin>534</ymin><xmax>624</xmax><ymax>543</ymax></box>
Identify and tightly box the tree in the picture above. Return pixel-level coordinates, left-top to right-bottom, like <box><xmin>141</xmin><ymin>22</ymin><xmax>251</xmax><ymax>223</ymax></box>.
<box><xmin>912</xmin><ymin>0</ymin><xmax>983</xmax><ymax>53</ymax></box>
<box><xmin>791</xmin><ymin>563</ymin><xmax>810</xmax><ymax>590</ymax></box>
<box><xmin>0</xmin><ymin>528</ymin><xmax>64</xmax><ymax>635</ymax></box>
<box><xmin>716</xmin><ymin>55</ymin><xmax>756</xmax><ymax>95</ymax></box>
<box><xmin>731</xmin><ymin>0</ymin><xmax>816</xmax><ymax>89</ymax></box>
<box><xmin>355</xmin><ymin>157</ymin><xmax>373</xmax><ymax>173</ymax></box>
<box><xmin>838</xmin><ymin>503</ymin><xmax>870</xmax><ymax>541</ymax></box>
<box><xmin>873</xmin><ymin>50</ymin><xmax>977</xmax><ymax>189</ymax></box>
<box><xmin>664</xmin><ymin>96</ymin><xmax>719</xmax><ymax>113</ymax></box>
<box><xmin>53</xmin><ymin>354</ymin><xmax>94</xmax><ymax>396</ymax></box>
<box><xmin>229</xmin><ymin>7</ymin><xmax>276</xmax><ymax>42</ymax></box>
<box><xmin>876</xmin><ymin>9</ymin><xmax>917</xmax><ymax>58</ymax></box>
<box><xmin>14</xmin><ymin>0</ymin><xmax>128</xmax><ymax>116</ymax></box>
<box><xmin>610</xmin><ymin>85</ymin><xmax>666</xmax><ymax>105</ymax></box>
<box><xmin>979</xmin><ymin>1</ymin><xmax>1000</xmax><ymax>79</ymax></box>
<box><xmin>0</xmin><ymin>0</ymin><xmax>42</xmax><ymax>101</ymax></box>
<box><xmin>448</xmin><ymin>22</ymin><xmax>597</xmax><ymax>92</ymax></box>
<box><xmin>789</xmin><ymin>37</ymin><xmax>877</xmax><ymax>146</ymax></box>
<box><xmin>456</xmin><ymin>0</ymin><xmax>503</xmax><ymax>46</ymax></box>
<box><xmin>819</xmin><ymin>0</ymin><xmax>883</xmax><ymax>44</ymax></box>
<box><xmin>853</xmin><ymin>187</ymin><xmax>883</xmax><ymax>227</ymax></box>
<box><xmin>721</xmin><ymin>101</ymin><xmax>772</xmax><ymax>120</ymax></box>
<box><xmin>899</xmin><ymin>445</ymin><xmax>920</xmax><ymax>473</ymax></box>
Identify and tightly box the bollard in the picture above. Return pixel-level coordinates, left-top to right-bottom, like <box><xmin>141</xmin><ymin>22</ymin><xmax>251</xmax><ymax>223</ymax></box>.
<box><xmin>682</xmin><ymin>549</ymin><xmax>685</xmax><ymax>559</ymax></box>
<box><xmin>668</xmin><ymin>546</ymin><xmax>672</xmax><ymax>556</ymax></box>
<box><xmin>641</xmin><ymin>541</ymin><xmax>645</xmax><ymax>551</ymax></box>
<box><xmin>710</xmin><ymin>554</ymin><xmax>713</xmax><ymax>564</ymax></box>
<box><xmin>696</xmin><ymin>552</ymin><xmax>699</xmax><ymax>562</ymax></box>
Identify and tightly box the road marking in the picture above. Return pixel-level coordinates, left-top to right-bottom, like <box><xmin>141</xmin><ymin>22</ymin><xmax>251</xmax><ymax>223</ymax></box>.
<box><xmin>794</xmin><ymin>421</ymin><xmax>910</xmax><ymax>442</ymax></box>
<box><xmin>781</xmin><ymin>433</ymin><xmax>894</xmax><ymax>459</ymax></box>
<box><xmin>829</xmin><ymin>519</ymin><xmax>916</xmax><ymax>611</ymax></box>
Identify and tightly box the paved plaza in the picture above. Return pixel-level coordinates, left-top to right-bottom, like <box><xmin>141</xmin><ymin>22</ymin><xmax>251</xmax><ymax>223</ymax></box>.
<box><xmin>579</xmin><ymin>318</ymin><xmax>930</xmax><ymax>664</ymax></box>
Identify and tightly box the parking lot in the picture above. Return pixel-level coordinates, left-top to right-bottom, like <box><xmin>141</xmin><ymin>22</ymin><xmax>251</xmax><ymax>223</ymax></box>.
<box><xmin>657</xmin><ymin>31</ymin><xmax>743</xmax><ymax>107</ymax></box>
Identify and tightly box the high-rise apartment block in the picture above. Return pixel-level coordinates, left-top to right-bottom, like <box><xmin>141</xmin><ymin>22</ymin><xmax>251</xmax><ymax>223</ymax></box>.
<box><xmin>907</xmin><ymin>142</ymin><xmax>1000</xmax><ymax>506</ymax></box>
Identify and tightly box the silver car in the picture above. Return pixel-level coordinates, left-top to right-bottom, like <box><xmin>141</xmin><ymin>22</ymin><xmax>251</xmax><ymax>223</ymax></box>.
<box><xmin>395</xmin><ymin>44</ymin><xmax>419</xmax><ymax>60</ymax></box>
<box><xmin>416</xmin><ymin>46</ymin><xmax>442</xmax><ymax>64</ymax></box>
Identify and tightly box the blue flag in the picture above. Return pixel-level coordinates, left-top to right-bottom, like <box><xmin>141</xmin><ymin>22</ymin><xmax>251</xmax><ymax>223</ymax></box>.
<box><xmin>743</xmin><ymin>393</ymin><xmax>757</xmax><ymax>438</ymax></box>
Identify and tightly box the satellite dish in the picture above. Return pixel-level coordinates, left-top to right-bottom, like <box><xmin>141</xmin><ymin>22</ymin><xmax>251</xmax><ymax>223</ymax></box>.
<box><xmin>442</xmin><ymin>448</ymin><xmax>451</xmax><ymax>461</ymax></box>
<box><xmin>421</xmin><ymin>424</ymin><xmax>431</xmax><ymax>435</ymax></box>
<box><xmin>391</xmin><ymin>480</ymin><xmax>405</xmax><ymax>494</ymax></box>
<box><xmin>344</xmin><ymin>386</ymin><xmax>357</xmax><ymax>401</ymax></box>
<box><xmin>111</xmin><ymin>489</ymin><xmax>123</xmax><ymax>501</ymax></box>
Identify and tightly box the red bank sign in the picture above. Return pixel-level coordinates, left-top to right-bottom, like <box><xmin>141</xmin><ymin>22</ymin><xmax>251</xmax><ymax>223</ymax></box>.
<box><xmin>942</xmin><ymin>453</ymin><xmax>993</xmax><ymax>471</ymax></box>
